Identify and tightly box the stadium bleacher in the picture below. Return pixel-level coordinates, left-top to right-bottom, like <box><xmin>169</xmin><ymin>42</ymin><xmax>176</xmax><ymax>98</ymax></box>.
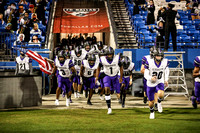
<box><xmin>125</xmin><ymin>0</ymin><xmax>200</xmax><ymax>48</ymax></box>
<box><xmin>0</xmin><ymin>0</ymin><xmax>52</xmax><ymax>69</ymax></box>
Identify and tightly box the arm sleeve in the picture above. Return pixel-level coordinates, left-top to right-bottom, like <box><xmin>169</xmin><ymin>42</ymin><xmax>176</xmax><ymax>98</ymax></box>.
<box><xmin>142</xmin><ymin>56</ymin><xmax>147</xmax><ymax>65</ymax></box>
<box><xmin>144</xmin><ymin>60</ymin><xmax>149</xmax><ymax>69</ymax></box>
<box><xmin>194</xmin><ymin>57</ymin><xmax>200</xmax><ymax>67</ymax></box>
<box><xmin>144</xmin><ymin>69</ymin><xmax>151</xmax><ymax>81</ymax></box>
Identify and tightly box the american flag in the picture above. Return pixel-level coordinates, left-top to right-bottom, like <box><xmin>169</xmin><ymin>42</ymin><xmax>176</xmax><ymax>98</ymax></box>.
<box><xmin>26</xmin><ymin>50</ymin><xmax>53</xmax><ymax>75</ymax></box>
<box><xmin>13</xmin><ymin>47</ymin><xmax>53</xmax><ymax>75</ymax></box>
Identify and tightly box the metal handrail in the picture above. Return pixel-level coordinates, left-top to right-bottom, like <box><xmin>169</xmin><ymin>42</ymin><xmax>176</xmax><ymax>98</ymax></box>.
<box><xmin>106</xmin><ymin>0</ymin><xmax>118</xmax><ymax>47</ymax></box>
<box><xmin>45</xmin><ymin>0</ymin><xmax>55</xmax><ymax>49</ymax></box>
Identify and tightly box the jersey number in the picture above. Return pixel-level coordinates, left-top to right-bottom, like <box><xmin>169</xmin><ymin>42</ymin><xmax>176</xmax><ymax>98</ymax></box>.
<box><xmin>110</xmin><ymin>67</ymin><xmax>113</xmax><ymax>74</ymax></box>
<box><xmin>88</xmin><ymin>71</ymin><xmax>92</xmax><ymax>75</ymax></box>
<box><xmin>152</xmin><ymin>72</ymin><xmax>163</xmax><ymax>79</ymax></box>
<box><xmin>60</xmin><ymin>70</ymin><xmax>66</xmax><ymax>75</ymax></box>
<box><xmin>124</xmin><ymin>71</ymin><xmax>129</xmax><ymax>76</ymax></box>
<box><xmin>75</xmin><ymin>60</ymin><xmax>81</xmax><ymax>66</ymax></box>
<box><xmin>20</xmin><ymin>63</ymin><xmax>25</xmax><ymax>70</ymax></box>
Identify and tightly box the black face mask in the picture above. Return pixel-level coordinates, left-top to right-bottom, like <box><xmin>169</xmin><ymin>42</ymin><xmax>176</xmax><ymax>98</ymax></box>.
<box><xmin>123</xmin><ymin>62</ymin><xmax>130</xmax><ymax>69</ymax></box>
<box><xmin>155</xmin><ymin>58</ymin><xmax>161</xmax><ymax>63</ymax></box>
<box><xmin>107</xmin><ymin>56</ymin><xmax>113</xmax><ymax>61</ymax></box>
<box><xmin>21</xmin><ymin>53</ymin><xmax>25</xmax><ymax>56</ymax></box>
<box><xmin>59</xmin><ymin>60</ymin><xmax>65</xmax><ymax>64</ymax></box>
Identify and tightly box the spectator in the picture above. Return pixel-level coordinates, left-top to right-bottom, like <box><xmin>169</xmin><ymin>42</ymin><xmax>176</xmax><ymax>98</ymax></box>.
<box><xmin>191</xmin><ymin>2</ymin><xmax>199</xmax><ymax>20</ymax></box>
<box><xmin>4</xmin><ymin>5</ymin><xmax>11</xmax><ymax>20</ymax></box>
<box><xmin>163</xmin><ymin>3</ymin><xmax>177</xmax><ymax>51</ymax></box>
<box><xmin>16</xmin><ymin>24</ymin><xmax>25</xmax><ymax>34</ymax></box>
<box><xmin>8</xmin><ymin>3</ymin><xmax>18</xmax><ymax>31</ymax></box>
<box><xmin>30</xmin><ymin>13</ymin><xmax>40</xmax><ymax>27</ymax></box>
<box><xmin>157</xmin><ymin>7</ymin><xmax>166</xmax><ymax>22</ymax></box>
<box><xmin>0</xmin><ymin>13</ymin><xmax>5</xmax><ymax>26</ymax></box>
<box><xmin>18</xmin><ymin>0</ymin><xmax>29</xmax><ymax>6</ymax></box>
<box><xmin>29</xmin><ymin>0</ymin><xmax>36</xmax><ymax>7</ymax></box>
<box><xmin>149</xmin><ymin>21</ymin><xmax>165</xmax><ymax>48</ymax></box>
<box><xmin>71</xmin><ymin>34</ymin><xmax>77</xmax><ymax>46</ymax></box>
<box><xmin>147</xmin><ymin>0</ymin><xmax>155</xmax><ymax>25</ymax></box>
<box><xmin>16</xmin><ymin>4</ymin><xmax>26</xmax><ymax>18</ymax></box>
<box><xmin>29</xmin><ymin>35</ymin><xmax>41</xmax><ymax>46</ymax></box>
<box><xmin>5</xmin><ymin>23</ymin><xmax>14</xmax><ymax>33</ymax></box>
<box><xmin>35</xmin><ymin>0</ymin><xmax>47</xmax><ymax>21</ymax></box>
<box><xmin>27</xmin><ymin>4</ymin><xmax>35</xmax><ymax>14</ymax></box>
<box><xmin>91</xmin><ymin>33</ymin><xmax>97</xmax><ymax>45</ymax></box>
<box><xmin>20</xmin><ymin>12</ymin><xmax>31</xmax><ymax>27</ymax></box>
<box><xmin>30</xmin><ymin>23</ymin><xmax>42</xmax><ymax>35</ymax></box>
<box><xmin>13</xmin><ymin>34</ymin><xmax>25</xmax><ymax>46</ymax></box>
<box><xmin>133</xmin><ymin>0</ymin><xmax>140</xmax><ymax>15</ymax></box>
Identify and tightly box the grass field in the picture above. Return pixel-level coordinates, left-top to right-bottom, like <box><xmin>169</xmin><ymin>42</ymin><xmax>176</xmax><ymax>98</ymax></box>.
<box><xmin>0</xmin><ymin>108</ymin><xmax>200</xmax><ymax>133</ymax></box>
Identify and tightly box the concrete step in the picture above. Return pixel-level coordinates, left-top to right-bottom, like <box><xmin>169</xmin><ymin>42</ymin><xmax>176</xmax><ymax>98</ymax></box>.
<box><xmin>117</xmin><ymin>30</ymin><xmax>133</xmax><ymax>33</ymax></box>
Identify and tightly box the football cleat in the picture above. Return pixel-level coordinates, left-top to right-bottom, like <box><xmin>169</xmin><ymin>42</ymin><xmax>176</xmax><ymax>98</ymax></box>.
<box><xmin>74</xmin><ymin>92</ymin><xmax>77</xmax><ymax>98</ymax></box>
<box><xmin>122</xmin><ymin>103</ymin><xmax>125</xmax><ymax>108</ymax></box>
<box><xmin>149</xmin><ymin>112</ymin><xmax>155</xmax><ymax>119</ymax></box>
<box><xmin>107</xmin><ymin>108</ymin><xmax>112</xmax><ymax>114</ymax></box>
<box><xmin>55</xmin><ymin>99</ymin><xmax>59</xmax><ymax>106</ymax></box>
<box><xmin>87</xmin><ymin>100</ymin><xmax>93</xmax><ymax>105</ymax></box>
<box><xmin>66</xmin><ymin>98</ymin><xmax>70</xmax><ymax>107</ymax></box>
<box><xmin>77</xmin><ymin>92</ymin><xmax>80</xmax><ymax>98</ymax></box>
<box><xmin>191</xmin><ymin>96</ymin><xmax>197</xmax><ymax>109</ymax></box>
<box><xmin>157</xmin><ymin>102</ymin><xmax>163</xmax><ymax>113</ymax></box>
<box><xmin>118</xmin><ymin>99</ymin><xmax>122</xmax><ymax>104</ymax></box>
<box><xmin>99</xmin><ymin>96</ymin><xmax>104</xmax><ymax>101</ymax></box>
<box><xmin>70</xmin><ymin>98</ymin><xmax>73</xmax><ymax>103</ymax></box>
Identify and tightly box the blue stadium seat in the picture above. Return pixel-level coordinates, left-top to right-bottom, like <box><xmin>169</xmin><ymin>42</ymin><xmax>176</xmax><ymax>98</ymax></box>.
<box><xmin>182</xmin><ymin>36</ymin><xmax>191</xmax><ymax>42</ymax></box>
<box><xmin>181</xmin><ymin>20</ymin><xmax>192</xmax><ymax>25</ymax></box>
<box><xmin>183</xmin><ymin>25</ymin><xmax>195</xmax><ymax>30</ymax></box>
<box><xmin>188</xmin><ymin>30</ymin><xmax>199</xmax><ymax>36</ymax></box>
<box><xmin>177</xmin><ymin>29</ymin><xmax>187</xmax><ymax>36</ymax></box>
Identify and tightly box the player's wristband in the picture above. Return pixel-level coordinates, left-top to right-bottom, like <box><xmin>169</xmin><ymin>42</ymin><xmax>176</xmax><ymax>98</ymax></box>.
<box><xmin>130</xmin><ymin>78</ymin><xmax>132</xmax><ymax>82</ymax></box>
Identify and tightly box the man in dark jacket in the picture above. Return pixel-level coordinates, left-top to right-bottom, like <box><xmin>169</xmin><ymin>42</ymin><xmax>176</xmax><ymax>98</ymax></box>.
<box><xmin>163</xmin><ymin>3</ymin><xmax>177</xmax><ymax>51</ymax></box>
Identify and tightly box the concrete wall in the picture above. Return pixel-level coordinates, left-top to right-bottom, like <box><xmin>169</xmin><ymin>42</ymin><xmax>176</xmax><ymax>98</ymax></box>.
<box><xmin>0</xmin><ymin>75</ymin><xmax>42</xmax><ymax>109</ymax></box>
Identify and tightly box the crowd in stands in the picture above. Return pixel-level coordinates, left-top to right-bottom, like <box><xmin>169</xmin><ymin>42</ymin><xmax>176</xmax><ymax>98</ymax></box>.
<box><xmin>0</xmin><ymin>0</ymin><xmax>51</xmax><ymax>49</ymax></box>
<box><xmin>127</xmin><ymin>0</ymin><xmax>200</xmax><ymax>50</ymax></box>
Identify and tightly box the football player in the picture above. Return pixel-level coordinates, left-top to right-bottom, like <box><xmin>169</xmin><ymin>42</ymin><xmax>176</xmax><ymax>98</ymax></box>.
<box><xmin>141</xmin><ymin>46</ymin><xmax>158</xmax><ymax>110</ymax></box>
<box><xmin>15</xmin><ymin>51</ymin><xmax>32</xmax><ymax>75</ymax></box>
<box><xmin>80</xmin><ymin>54</ymin><xmax>99</xmax><ymax>105</ymax></box>
<box><xmin>191</xmin><ymin>56</ymin><xmax>200</xmax><ymax>108</ymax></box>
<box><xmin>52</xmin><ymin>50</ymin><xmax>76</xmax><ymax>106</ymax></box>
<box><xmin>120</xmin><ymin>56</ymin><xmax>135</xmax><ymax>108</ymax></box>
<box><xmin>96</xmin><ymin>46</ymin><xmax>123</xmax><ymax>114</ymax></box>
<box><xmin>71</xmin><ymin>46</ymin><xmax>87</xmax><ymax>98</ymax></box>
<box><xmin>144</xmin><ymin>48</ymin><xmax>169</xmax><ymax>119</ymax></box>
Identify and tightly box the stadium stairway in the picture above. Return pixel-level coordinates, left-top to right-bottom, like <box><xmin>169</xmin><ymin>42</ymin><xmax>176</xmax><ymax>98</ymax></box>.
<box><xmin>110</xmin><ymin>0</ymin><xmax>137</xmax><ymax>48</ymax></box>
